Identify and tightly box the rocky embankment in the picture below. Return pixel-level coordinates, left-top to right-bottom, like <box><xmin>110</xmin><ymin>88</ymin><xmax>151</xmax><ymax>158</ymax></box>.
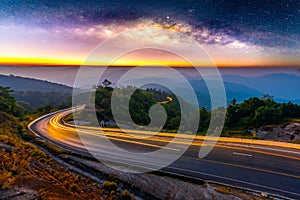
<box><xmin>254</xmin><ymin>122</ymin><xmax>300</xmax><ymax>141</ymax></box>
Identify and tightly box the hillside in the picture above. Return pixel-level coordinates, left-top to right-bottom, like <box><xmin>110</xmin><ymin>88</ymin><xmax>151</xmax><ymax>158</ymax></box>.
<box><xmin>0</xmin><ymin>85</ymin><xmax>130</xmax><ymax>199</ymax></box>
<box><xmin>0</xmin><ymin>74</ymin><xmax>72</xmax><ymax>92</ymax></box>
<box><xmin>14</xmin><ymin>91</ymin><xmax>71</xmax><ymax>109</ymax></box>
<box><xmin>0</xmin><ymin>74</ymin><xmax>72</xmax><ymax>109</ymax></box>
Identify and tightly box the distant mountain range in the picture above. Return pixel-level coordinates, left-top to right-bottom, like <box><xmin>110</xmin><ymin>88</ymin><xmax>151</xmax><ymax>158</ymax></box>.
<box><xmin>1</xmin><ymin>72</ymin><xmax>299</xmax><ymax>110</ymax></box>
<box><xmin>0</xmin><ymin>74</ymin><xmax>72</xmax><ymax>92</ymax></box>
<box><xmin>190</xmin><ymin>79</ymin><xmax>263</xmax><ymax>108</ymax></box>
<box><xmin>117</xmin><ymin>73</ymin><xmax>300</xmax><ymax>109</ymax></box>
<box><xmin>220</xmin><ymin>73</ymin><xmax>300</xmax><ymax>102</ymax></box>
<box><xmin>0</xmin><ymin>74</ymin><xmax>72</xmax><ymax>109</ymax></box>
<box><xmin>115</xmin><ymin>77</ymin><xmax>262</xmax><ymax>108</ymax></box>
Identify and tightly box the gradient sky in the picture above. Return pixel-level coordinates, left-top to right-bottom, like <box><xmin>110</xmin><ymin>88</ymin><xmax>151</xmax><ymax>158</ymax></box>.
<box><xmin>0</xmin><ymin>0</ymin><xmax>300</xmax><ymax>67</ymax></box>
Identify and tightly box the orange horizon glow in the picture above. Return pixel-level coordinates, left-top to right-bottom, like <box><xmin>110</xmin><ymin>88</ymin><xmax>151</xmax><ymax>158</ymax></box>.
<box><xmin>1</xmin><ymin>56</ymin><xmax>300</xmax><ymax>68</ymax></box>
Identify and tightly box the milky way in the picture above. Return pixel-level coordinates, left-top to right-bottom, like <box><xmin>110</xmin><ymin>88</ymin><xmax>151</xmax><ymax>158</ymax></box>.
<box><xmin>0</xmin><ymin>0</ymin><xmax>299</xmax><ymax>66</ymax></box>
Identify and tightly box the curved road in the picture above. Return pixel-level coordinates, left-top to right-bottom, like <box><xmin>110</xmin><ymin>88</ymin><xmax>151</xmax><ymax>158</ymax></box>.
<box><xmin>28</xmin><ymin>108</ymin><xmax>300</xmax><ymax>199</ymax></box>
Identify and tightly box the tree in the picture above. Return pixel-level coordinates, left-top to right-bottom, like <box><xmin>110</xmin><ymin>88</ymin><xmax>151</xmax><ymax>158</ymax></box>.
<box><xmin>231</xmin><ymin>98</ymin><xmax>237</xmax><ymax>105</ymax></box>
<box><xmin>198</xmin><ymin>107</ymin><xmax>210</xmax><ymax>133</ymax></box>
<box><xmin>0</xmin><ymin>86</ymin><xmax>24</xmax><ymax>116</ymax></box>
<box><xmin>102</xmin><ymin>79</ymin><xmax>112</xmax><ymax>87</ymax></box>
<box><xmin>261</xmin><ymin>94</ymin><xmax>274</xmax><ymax>102</ymax></box>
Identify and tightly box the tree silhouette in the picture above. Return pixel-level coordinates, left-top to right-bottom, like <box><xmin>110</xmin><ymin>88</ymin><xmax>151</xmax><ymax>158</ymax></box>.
<box><xmin>102</xmin><ymin>79</ymin><xmax>112</xmax><ymax>87</ymax></box>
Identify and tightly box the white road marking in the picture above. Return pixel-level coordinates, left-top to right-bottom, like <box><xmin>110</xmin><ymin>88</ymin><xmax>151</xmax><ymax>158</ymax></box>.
<box><xmin>222</xmin><ymin>142</ymin><xmax>300</xmax><ymax>155</ymax></box>
<box><xmin>165</xmin><ymin>166</ymin><xmax>300</xmax><ymax>198</ymax></box>
<box><xmin>233</xmin><ymin>152</ymin><xmax>252</xmax><ymax>157</ymax></box>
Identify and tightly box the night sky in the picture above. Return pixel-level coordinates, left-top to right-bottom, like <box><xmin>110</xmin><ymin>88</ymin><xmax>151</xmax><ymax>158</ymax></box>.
<box><xmin>0</xmin><ymin>0</ymin><xmax>299</xmax><ymax>66</ymax></box>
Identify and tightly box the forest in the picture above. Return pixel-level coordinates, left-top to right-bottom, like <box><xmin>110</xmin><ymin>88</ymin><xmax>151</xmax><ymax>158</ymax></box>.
<box><xmin>91</xmin><ymin>84</ymin><xmax>300</xmax><ymax>136</ymax></box>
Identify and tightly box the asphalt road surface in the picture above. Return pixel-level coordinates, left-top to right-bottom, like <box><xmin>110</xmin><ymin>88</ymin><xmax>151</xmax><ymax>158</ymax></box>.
<box><xmin>28</xmin><ymin>108</ymin><xmax>300</xmax><ymax>199</ymax></box>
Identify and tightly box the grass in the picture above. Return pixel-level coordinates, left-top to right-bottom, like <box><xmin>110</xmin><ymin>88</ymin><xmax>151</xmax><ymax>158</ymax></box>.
<box><xmin>210</xmin><ymin>183</ymin><xmax>267</xmax><ymax>200</ymax></box>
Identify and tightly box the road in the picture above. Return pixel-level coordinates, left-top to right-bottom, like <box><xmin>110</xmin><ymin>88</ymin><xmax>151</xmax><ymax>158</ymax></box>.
<box><xmin>28</xmin><ymin>108</ymin><xmax>300</xmax><ymax>199</ymax></box>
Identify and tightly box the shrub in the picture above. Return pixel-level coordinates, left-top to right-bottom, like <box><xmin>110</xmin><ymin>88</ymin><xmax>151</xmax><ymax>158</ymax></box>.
<box><xmin>103</xmin><ymin>181</ymin><xmax>118</xmax><ymax>192</ymax></box>
<box><xmin>118</xmin><ymin>190</ymin><xmax>132</xmax><ymax>200</ymax></box>
<box><xmin>0</xmin><ymin>171</ymin><xmax>13</xmax><ymax>189</ymax></box>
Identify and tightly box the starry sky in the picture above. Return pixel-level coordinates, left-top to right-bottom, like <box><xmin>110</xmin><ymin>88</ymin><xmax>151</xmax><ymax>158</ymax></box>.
<box><xmin>0</xmin><ymin>0</ymin><xmax>300</xmax><ymax>67</ymax></box>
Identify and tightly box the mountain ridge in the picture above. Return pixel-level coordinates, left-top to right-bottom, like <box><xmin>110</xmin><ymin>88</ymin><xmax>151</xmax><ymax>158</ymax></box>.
<box><xmin>220</xmin><ymin>73</ymin><xmax>300</xmax><ymax>100</ymax></box>
<box><xmin>0</xmin><ymin>74</ymin><xmax>72</xmax><ymax>92</ymax></box>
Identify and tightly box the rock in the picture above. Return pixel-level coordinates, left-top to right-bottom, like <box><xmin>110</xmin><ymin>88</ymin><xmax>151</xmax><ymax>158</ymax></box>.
<box><xmin>0</xmin><ymin>187</ymin><xmax>40</xmax><ymax>200</ymax></box>
<box><xmin>255</xmin><ymin>122</ymin><xmax>300</xmax><ymax>141</ymax></box>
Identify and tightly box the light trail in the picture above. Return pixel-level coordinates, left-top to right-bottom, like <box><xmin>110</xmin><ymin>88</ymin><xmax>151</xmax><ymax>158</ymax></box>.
<box><xmin>28</xmin><ymin>107</ymin><xmax>300</xmax><ymax>199</ymax></box>
<box><xmin>49</xmin><ymin>108</ymin><xmax>300</xmax><ymax>162</ymax></box>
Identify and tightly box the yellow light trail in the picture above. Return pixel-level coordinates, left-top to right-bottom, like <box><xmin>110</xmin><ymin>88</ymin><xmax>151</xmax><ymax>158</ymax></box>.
<box><xmin>67</xmin><ymin>122</ymin><xmax>300</xmax><ymax>152</ymax></box>
<box><xmin>49</xmin><ymin>112</ymin><xmax>180</xmax><ymax>151</ymax></box>
<box><xmin>31</xmin><ymin>108</ymin><xmax>300</xmax><ymax>182</ymax></box>
<box><xmin>56</xmin><ymin>109</ymin><xmax>300</xmax><ymax>162</ymax></box>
